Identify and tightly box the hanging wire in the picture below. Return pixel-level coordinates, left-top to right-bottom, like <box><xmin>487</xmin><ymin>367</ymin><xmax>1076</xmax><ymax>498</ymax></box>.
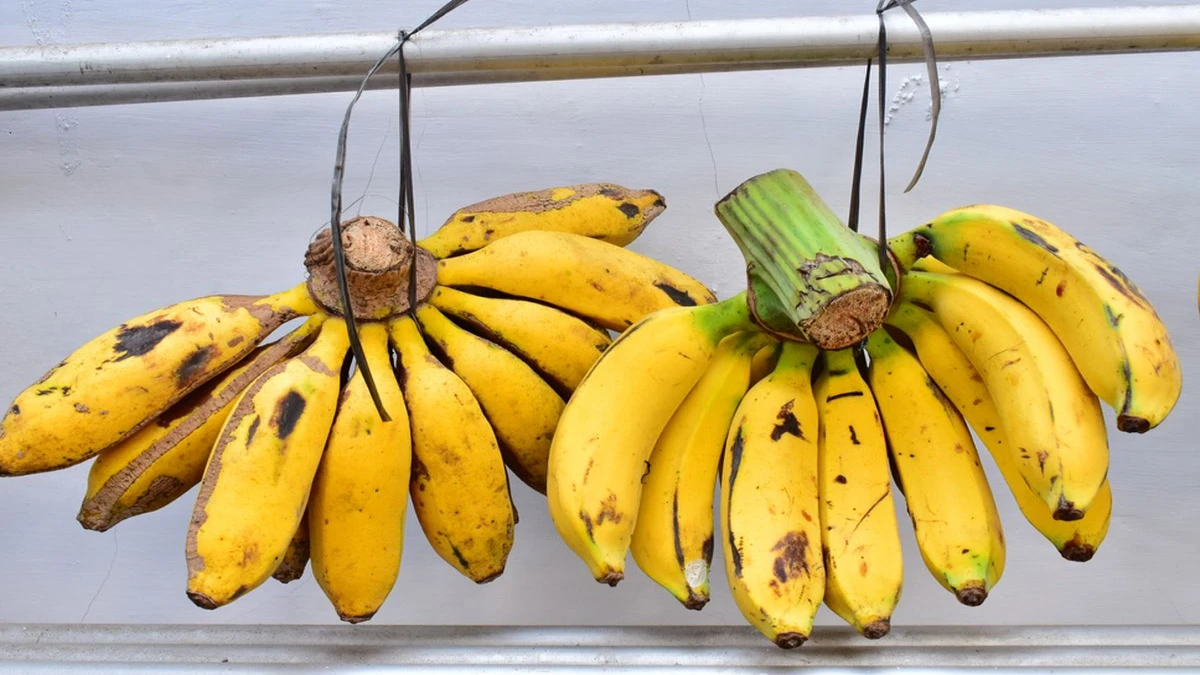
<box><xmin>328</xmin><ymin>0</ymin><xmax>474</xmax><ymax>421</ymax></box>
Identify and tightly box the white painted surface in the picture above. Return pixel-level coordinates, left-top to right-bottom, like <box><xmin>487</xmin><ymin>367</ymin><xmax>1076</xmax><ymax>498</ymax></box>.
<box><xmin>0</xmin><ymin>0</ymin><xmax>1195</xmax><ymax>630</ymax></box>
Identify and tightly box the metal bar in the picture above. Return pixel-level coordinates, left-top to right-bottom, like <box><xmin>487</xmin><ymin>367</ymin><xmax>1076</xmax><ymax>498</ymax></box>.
<box><xmin>1</xmin><ymin>5</ymin><xmax>1199</xmax><ymax>111</ymax></box>
<box><xmin>1</xmin><ymin>624</ymin><xmax>1199</xmax><ymax>670</ymax></box>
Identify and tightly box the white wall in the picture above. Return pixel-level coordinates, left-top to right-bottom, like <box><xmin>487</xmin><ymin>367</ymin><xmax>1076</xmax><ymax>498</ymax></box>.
<box><xmin>1</xmin><ymin>0</ymin><xmax>1196</xmax><ymax>629</ymax></box>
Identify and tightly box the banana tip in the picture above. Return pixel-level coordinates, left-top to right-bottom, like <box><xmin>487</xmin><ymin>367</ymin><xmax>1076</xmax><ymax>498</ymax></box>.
<box><xmin>683</xmin><ymin>592</ymin><xmax>709</xmax><ymax>611</ymax></box>
<box><xmin>187</xmin><ymin>591</ymin><xmax>220</xmax><ymax>611</ymax></box>
<box><xmin>75</xmin><ymin>511</ymin><xmax>114</xmax><ymax>533</ymax></box>
<box><xmin>1060</xmin><ymin>541</ymin><xmax>1096</xmax><ymax>563</ymax></box>
<box><xmin>861</xmin><ymin>619</ymin><xmax>891</xmax><ymax>640</ymax></box>
<box><xmin>774</xmin><ymin>632</ymin><xmax>807</xmax><ymax>649</ymax></box>
<box><xmin>1053</xmin><ymin>502</ymin><xmax>1085</xmax><ymax>522</ymax></box>
<box><xmin>339</xmin><ymin>612</ymin><xmax>377</xmax><ymax>624</ymax></box>
<box><xmin>955</xmin><ymin>586</ymin><xmax>988</xmax><ymax>607</ymax></box>
<box><xmin>475</xmin><ymin>569</ymin><xmax>505</xmax><ymax>585</ymax></box>
<box><xmin>1117</xmin><ymin>414</ymin><xmax>1151</xmax><ymax>434</ymax></box>
<box><xmin>597</xmin><ymin>571</ymin><xmax>624</xmax><ymax>587</ymax></box>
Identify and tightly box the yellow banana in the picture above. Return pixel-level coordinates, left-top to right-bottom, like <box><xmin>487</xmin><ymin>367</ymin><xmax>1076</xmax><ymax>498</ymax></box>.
<box><xmin>901</xmin><ymin>266</ymin><xmax>1109</xmax><ymax>518</ymax></box>
<box><xmin>391</xmin><ymin>316</ymin><xmax>515</xmax><ymax>583</ymax></box>
<box><xmin>815</xmin><ymin>347</ymin><xmax>903</xmax><ymax>639</ymax></box>
<box><xmin>749</xmin><ymin>341</ymin><xmax>781</xmax><ymax>385</ymax></box>
<box><xmin>428</xmin><ymin>286</ymin><xmax>610</xmax><ymax>395</ymax></box>
<box><xmin>888</xmin><ymin>205</ymin><xmax>1180</xmax><ymax>432</ymax></box>
<box><xmin>309</xmin><ymin>322</ymin><xmax>411</xmax><ymax>622</ymax></box>
<box><xmin>0</xmin><ymin>284</ymin><xmax>317</xmax><ymax>476</ymax></box>
<box><xmin>547</xmin><ymin>293</ymin><xmax>755</xmax><ymax>584</ymax></box>
<box><xmin>630</xmin><ymin>330</ymin><xmax>773</xmax><ymax>609</ymax></box>
<box><xmin>78</xmin><ymin>316</ymin><xmax>324</xmax><ymax>531</ymax></box>
<box><xmin>417</xmin><ymin>183</ymin><xmax>666</xmax><ymax>257</ymax></box>
<box><xmin>721</xmin><ymin>341</ymin><xmax>824</xmax><ymax>649</ymax></box>
<box><xmin>865</xmin><ymin>329</ymin><xmax>1004</xmax><ymax>606</ymax></box>
<box><xmin>186</xmin><ymin>317</ymin><xmax>349</xmax><ymax>609</ymax></box>
<box><xmin>886</xmin><ymin>301</ymin><xmax>1112</xmax><ymax>561</ymax></box>
<box><xmin>272</xmin><ymin>514</ymin><xmax>310</xmax><ymax>584</ymax></box>
<box><xmin>416</xmin><ymin>304</ymin><xmax>563</xmax><ymax>494</ymax></box>
<box><xmin>436</xmin><ymin>230</ymin><xmax>716</xmax><ymax>331</ymax></box>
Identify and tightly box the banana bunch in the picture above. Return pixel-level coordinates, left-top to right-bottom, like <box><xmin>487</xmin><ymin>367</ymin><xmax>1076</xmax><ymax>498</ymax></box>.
<box><xmin>0</xmin><ymin>182</ymin><xmax>714</xmax><ymax>622</ymax></box>
<box><xmin>547</xmin><ymin>203</ymin><xmax>1180</xmax><ymax>648</ymax></box>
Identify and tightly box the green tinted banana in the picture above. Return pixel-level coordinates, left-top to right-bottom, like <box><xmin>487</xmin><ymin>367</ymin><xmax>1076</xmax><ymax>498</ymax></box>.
<box><xmin>901</xmin><ymin>266</ymin><xmax>1109</xmax><ymax>519</ymax></box>
<box><xmin>416</xmin><ymin>304</ymin><xmax>563</xmax><ymax>494</ymax></box>
<box><xmin>0</xmin><ymin>284</ymin><xmax>317</xmax><ymax>476</ymax></box>
<box><xmin>866</xmin><ymin>329</ymin><xmax>1005</xmax><ymax>606</ymax></box>
<box><xmin>428</xmin><ymin>285</ymin><xmax>610</xmax><ymax>395</ymax></box>
<box><xmin>886</xmin><ymin>301</ymin><xmax>1112</xmax><ymax>561</ymax></box>
<box><xmin>310</xmin><ymin>321</ymin><xmax>410</xmax><ymax>622</ymax></box>
<box><xmin>547</xmin><ymin>293</ymin><xmax>755</xmax><ymax>584</ymax></box>
<box><xmin>815</xmin><ymin>348</ymin><xmax>903</xmax><ymax>639</ymax></box>
<box><xmin>418</xmin><ymin>183</ymin><xmax>666</xmax><ymax>257</ymax></box>
<box><xmin>721</xmin><ymin>341</ymin><xmax>824</xmax><ymax>649</ymax></box>
<box><xmin>186</xmin><ymin>317</ymin><xmax>348</xmax><ymax>609</ymax></box>
<box><xmin>889</xmin><ymin>205</ymin><xmax>1180</xmax><ymax>432</ymax></box>
<box><xmin>391</xmin><ymin>316</ymin><xmax>515</xmax><ymax>583</ymax></box>
<box><xmin>436</xmin><ymin>230</ymin><xmax>716</xmax><ymax>331</ymax></box>
<box><xmin>630</xmin><ymin>330</ymin><xmax>773</xmax><ymax>609</ymax></box>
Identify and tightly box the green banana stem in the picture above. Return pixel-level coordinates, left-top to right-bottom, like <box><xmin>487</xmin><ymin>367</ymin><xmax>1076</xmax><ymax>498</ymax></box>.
<box><xmin>715</xmin><ymin>169</ymin><xmax>894</xmax><ymax>349</ymax></box>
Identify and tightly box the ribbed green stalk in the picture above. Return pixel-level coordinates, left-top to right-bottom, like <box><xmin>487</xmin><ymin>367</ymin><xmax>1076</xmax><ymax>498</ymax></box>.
<box><xmin>715</xmin><ymin>169</ymin><xmax>894</xmax><ymax>349</ymax></box>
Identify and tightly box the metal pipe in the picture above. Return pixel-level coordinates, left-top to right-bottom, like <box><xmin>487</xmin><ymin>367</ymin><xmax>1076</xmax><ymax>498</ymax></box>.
<box><xmin>2</xmin><ymin>5</ymin><xmax>1199</xmax><ymax>111</ymax></box>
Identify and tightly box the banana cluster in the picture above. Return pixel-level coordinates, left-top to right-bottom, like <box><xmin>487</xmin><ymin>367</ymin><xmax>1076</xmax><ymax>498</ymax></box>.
<box><xmin>547</xmin><ymin>204</ymin><xmax>1181</xmax><ymax>648</ymax></box>
<box><xmin>0</xmin><ymin>182</ymin><xmax>713</xmax><ymax>622</ymax></box>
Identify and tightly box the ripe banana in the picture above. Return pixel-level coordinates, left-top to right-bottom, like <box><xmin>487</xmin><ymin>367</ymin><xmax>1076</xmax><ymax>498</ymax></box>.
<box><xmin>749</xmin><ymin>341</ymin><xmax>781</xmax><ymax>386</ymax></box>
<box><xmin>273</xmin><ymin>514</ymin><xmax>310</xmax><ymax>584</ymax></box>
<box><xmin>901</xmin><ymin>266</ymin><xmax>1109</xmax><ymax>519</ymax></box>
<box><xmin>309</xmin><ymin>321</ymin><xmax>411</xmax><ymax>622</ymax></box>
<box><xmin>547</xmin><ymin>293</ymin><xmax>755</xmax><ymax>584</ymax></box>
<box><xmin>721</xmin><ymin>340</ymin><xmax>825</xmax><ymax>649</ymax></box>
<box><xmin>78</xmin><ymin>316</ymin><xmax>324</xmax><ymax>531</ymax></box>
<box><xmin>888</xmin><ymin>205</ymin><xmax>1181</xmax><ymax>432</ymax></box>
<box><xmin>428</xmin><ymin>285</ymin><xmax>610</xmax><ymax>395</ymax></box>
<box><xmin>0</xmin><ymin>284</ymin><xmax>317</xmax><ymax>476</ymax></box>
<box><xmin>886</xmin><ymin>300</ymin><xmax>1112</xmax><ymax>561</ymax></box>
<box><xmin>865</xmin><ymin>329</ymin><xmax>1005</xmax><ymax>606</ymax></box>
<box><xmin>416</xmin><ymin>304</ymin><xmax>563</xmax><ymax>494</ymax></box>
<box><xmin>391</xmin><ymin>315</ymin><xmax>515</xmax><ymax>583</ymax></box>
<box><xmin>815</xmin><ymin>347</ymin><xmax>903</xmax><ymax>639</ymax></box>
<box><xmin>630</xmin><ymin>330</ymin><xmax>774</xmax><ymax>609</ymax></box>
<box><xmin>186</xmin><ymin>316</ymin><xmax>349</xmax><ymax>609</ymax></box>
<box><xmin>436</xmin><ymin>230</ymin><xmax>716</xmax><ymax>331</ymax></box>
<box><xmin>417</xmin><ymin>183</ymin><xmax>666</xmax><ymax>257</ymax></box>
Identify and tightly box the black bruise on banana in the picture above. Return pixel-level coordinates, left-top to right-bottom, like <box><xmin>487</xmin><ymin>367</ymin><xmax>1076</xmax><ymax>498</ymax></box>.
<box><xmin>770</xmin><ymin>401</ymin><xmax>804</xmax><ymax>442</ymax></box>
<box><xmin>616</xmin><ymin>202</ymin><xmax>641</xmax><ymax>218</ymax></box>
<box><xmin>653</xmin><ymin>282</ymin><xmax>699</xmax><ymax>307</ymax></box>
<box><xmin>769</xmin><ymin>531</ymin><xmax>811</xmax><ymax>584</ymax></box>
<box><xmin>112</xmin><ymin>319</ymin><xmax>184</xmax><ymax>361</ymax></box>
<box><xmin>176</xmin><ymin>346</ymin><xmax>217</xmax><ymax>387</ymax></box>
<box><xmin>671</xmin><ymin>494</ymin><xmax>685</xmax><ymax>567</ymax></box>
<box><xmin>726</xmin><ymin>427</ymin><xmax>746</xmax><ymax>578</ymax></box>
<box><xmin>1010</xmin><ymin>222</ymin><xmax>1060</xmax><ymax>255</ymax></box>
<box><xmin>825</xmin><ymin>391</ymin><xmax>864</xmax><ymax>402</ymax></box>
<box><xmin>271</xmin><ymin>391</ymin><xmax>306</xmax><ymax>439</ymax></box>
<box><xmin>246</xmin><ymin>416</ymin><xmax>260</xmax><ymax>444</ymax></box>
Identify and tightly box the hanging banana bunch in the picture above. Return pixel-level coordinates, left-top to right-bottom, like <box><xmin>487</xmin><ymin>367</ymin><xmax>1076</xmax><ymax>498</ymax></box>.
<box><xmin>545</xmin><ymin>168</ymin><xmax>1181</xmax><ymax>648</ymax></box>
<box><xmin>0</xmin><ymin>182</ymin><xmax>714</xmax><ymax>622</ymax></box>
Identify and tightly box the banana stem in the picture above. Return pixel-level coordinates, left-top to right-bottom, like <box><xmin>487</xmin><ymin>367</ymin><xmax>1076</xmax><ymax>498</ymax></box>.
<box><xmin>715</xmin><ymin>169</ymin><xmax>894</xmax><ymax>350</ymax></box>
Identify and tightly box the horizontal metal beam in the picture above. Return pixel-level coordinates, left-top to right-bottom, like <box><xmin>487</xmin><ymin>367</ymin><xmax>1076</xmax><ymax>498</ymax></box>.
<box><xmin>1</xmin><ymin>624</ymin><xmax>1199</xmax><ymax>670</ymax></box>
<box><xmin>2</xmin><ymin>5</ymin><xmax>1200</xmax><ymax>111</ymax></box>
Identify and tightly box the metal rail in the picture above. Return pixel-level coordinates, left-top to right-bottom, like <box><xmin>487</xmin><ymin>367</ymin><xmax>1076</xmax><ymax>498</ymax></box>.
<box><xmin>2</xmin><ymin>5</ymin><xmax>1200</xmax><ymax>111</ymax></box>
<box><xmin>1</xmin><ymin>624</ymin><xmax>1199</xmax><ymax>671</ymax></box>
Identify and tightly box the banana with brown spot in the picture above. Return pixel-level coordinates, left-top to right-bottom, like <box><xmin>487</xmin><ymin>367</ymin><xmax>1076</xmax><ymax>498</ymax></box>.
<box><xmin>865</xmin><ymin>328</ymin><xmax>1005</xmax><ymax>606</ymax></box>
<box><xmin>816</xmin><ymin>347</ymin><xmax>903</xmax><ymax>639</ymax></box>
<box><xmin>78</xmin><ymin>316</ymin><xmax>324</xmax><ymax>532</ymax></box>
<box><xmin>391</xmin><ymin>315</ymin><xmax>515</xmax><ymax>583</ymax></box>
<box><xmin>185</xmin><ymin>316</ymin><xmax>349</xmax><ymax>610</ymax></box>
<box><xmin>428</xmin><ymin>286</ymin><xmax>610</xmax><ymax>395</ymax></box>
<box><xmin>436</xmin><ymin>230</ymin><xmax>716</xmax><ymax>331</ymax></box>
<box><xmin>888</xmin><ymin>205</ymin><xmax>1180</xmax><ymax>432</ymax></box>
<box><xmin>631</xmin><ymin>330</ymin><xmax>774</xmax><ymax>609</ymax></box>
<box><xmin>721</xmin><ymin>340</ymin><xmax>825</xmax><ymax>649</ymax></box>
<box><xmin>0</xmin><ymin>283</ymin><xmax>317</xmax><ymax>476</ymax></box>
<box><xmin>416</xmin><ymin>304</ymin><xmax>563</xmax><ymax>494</ymax></box>
<box><xmin>547</xmin><ymin>293</ymin><xmax>756</xmax><ymax>585</ymax></box>
<box><xmin>886</xmin><ymin>300</ymin><xmax>1112</xmax><ymax>561</ymax></box>
<box><xmin>417</xmin><ymin>183</ymin><xmax>666</xmax><ymax>257</ymax></box>
<box><xmin>309</xmin><ymin>321</ymin><xmax>411</xmax><ymax>622</ymax></box>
